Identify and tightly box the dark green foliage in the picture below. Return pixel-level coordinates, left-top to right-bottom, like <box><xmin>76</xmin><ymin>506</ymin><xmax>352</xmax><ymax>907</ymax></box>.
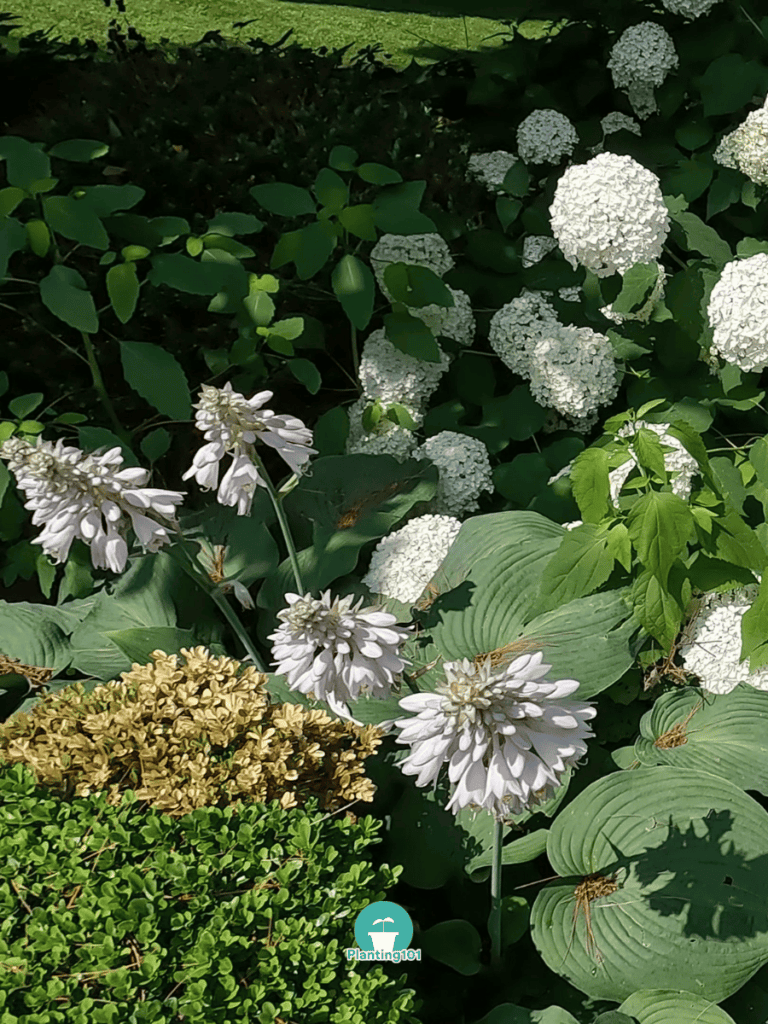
<box><xmin>0</xmin><ymin>760</ymin><xmax>422</xmax><ymax>1023</ymax></box>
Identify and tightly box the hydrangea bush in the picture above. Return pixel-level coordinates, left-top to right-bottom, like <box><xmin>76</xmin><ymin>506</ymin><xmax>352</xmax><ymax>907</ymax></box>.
<box><xmin>4</xmin><ymin>2</ymin><xmax>768</xmax><ymax>1023</ymax></box>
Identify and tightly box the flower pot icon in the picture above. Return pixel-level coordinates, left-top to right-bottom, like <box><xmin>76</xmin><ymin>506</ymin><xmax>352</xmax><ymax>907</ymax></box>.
<box><xmin>368</xmin><ymin>916</ymin><xmax>398</xmax><ymax>952</ymax></box>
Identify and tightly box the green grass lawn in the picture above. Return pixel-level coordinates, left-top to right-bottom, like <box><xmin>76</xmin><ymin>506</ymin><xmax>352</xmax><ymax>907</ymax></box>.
<box><xmin>5</xmin><ymin>0</ymin><xmax>566</xmax><ymax>70</ymax></box>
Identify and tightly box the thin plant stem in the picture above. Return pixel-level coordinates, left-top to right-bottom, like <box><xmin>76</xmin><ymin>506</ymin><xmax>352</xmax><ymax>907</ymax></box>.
<box><xmin>663</xmin><ymin>244</ymin><xmax>688</xmax><ymax>272</ymax></box>
<box><xmin>250</xmin><ymin>451</ymin><xmax>305</xmax><ymax>594</ymax></box>
<box><xmin>740</xmin><ymin>4</ymin><xmax>765</xmax><ymax>38</ymax></box>
<box><xmin>165</xmin><ymin>531</ymin><xmax>268</xmax><ymax>672</ymax></box>
<box><xmin>490</xmin><ymin>817</ymin><xmax>504</xmax><ymax>969</ymax></box>
<box><xmin>79</xmin><ymin>330</ymin><xmax>133</xmax><ymax>447</ymax></box>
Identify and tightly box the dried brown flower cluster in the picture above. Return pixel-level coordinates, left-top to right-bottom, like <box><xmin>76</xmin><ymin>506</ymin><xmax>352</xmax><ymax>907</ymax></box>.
<box><xmin>0</xmin><ymin>646</ymin><xmax>382</xmax><ymax>817</ymax></box>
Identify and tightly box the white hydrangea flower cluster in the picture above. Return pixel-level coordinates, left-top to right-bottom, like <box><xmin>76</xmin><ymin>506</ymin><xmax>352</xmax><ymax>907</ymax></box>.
<box><xmin>393</xmin><ymin>651</ymin><xmax>596</xmax><ymax>818</ymax></box>
<box><xmin>362</xmin><ymin>514</ymin><xmax>462</xmax><ymax>605</ymax></box>
<box><xmin>713</xmin><ymin>95</ymin><xmax>768</xmax><ymax>188</ymax></box>
<box><xmin>610</xmin><ymin>419</ymin><xmax>699</xmax><ymax>502</ymax></box>
<box><xmin>369</xmin><ymin>232</ymin><xmax>455</xmax><ymax>304</ymax></box>
<box><xmin>548</xmin><ymin>418</ymin><xmax>699</xmax><ymax>503</ymax></box>
<box><xmin>607</xmin><ymin>23</ymin><xmax>679</xmax><ymax>120</ymax></box>
<box><xmin>679</xmin><ymin>583</ymin><xmax>768</xmax><ymax>695</ymax></box>
<box><xmin>542</xmin><ymin>410</ymin><xmax>599</xmax><ymax>435</ymax></box>
<box><xmin>488</xmin><ymin>291</ymin><xmax>561</xmax><ymax>377</ymax></box>
<box><xmin>707</xmin><ymin>253</ymin><xmax>768</xmax><ymax>373</ymax></box>
<box><xmin>660</xmin><ymin>0</ymin><xmax>722</xmax><ymax>19</ymax></box>
<box><xmin>529</xmin><ymin>324</ymin><xmax>621</xmax><ymax>425</ymax></box>
<box><xmin>358</xmin><ymin>329</ymin><xmax>451</xmax><ymax>426</ymax></box>
<box><xmin>521</xmin><ymin>238</ymin><xmax>579</xmax><ymax>305</ymax></box>
<box><xmin>590</xmin><ymin>112</ymin><xmax>642</xmax><ymax>155</ymax></box>
<box><xmin>600</xmin><ymin>263</ymin><xmax>668</xmax><ymax>325</ymax></box>
<box><xmin>550</xmin><ymin>152</ymin><xmax>670</xmax><ymax>278</ymax></box>
<box><xmin>415</xmin><ymin>431</ymin><xmax>494</xmax><ymax>517</ymax></box>
<box><xmin>466</xmin><ymin>150</ymin><xmax>518</xmax><ymax>194</ymax></box>
<box><xmin>516</xmin><ymin>109</ymin><xmax>579</xmax><ymax>165</ymax></box>
<box><xmin>408</xmin><ymin>285</ymin><xmax>476</xmax><ymax>348</ymax></box>
<box><xmin>345</xmin><ymin>397</ymin><xmax>418</xmax><ymax>462</ymax></box>
<box><xmin>522</xmin><ymin>236</ymin><xmax>558</xmax><ymax>268</ymax></box>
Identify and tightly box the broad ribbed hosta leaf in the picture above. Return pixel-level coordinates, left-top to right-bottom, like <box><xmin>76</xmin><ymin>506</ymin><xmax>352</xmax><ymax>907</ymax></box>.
<box><xmin>618</xmin><ymin>989</ymin><xmax>737</xmax><ymax>1023</ymax></box>
<box><xmin>415</xmin><ymin>511</ymin><xmax>641</xmax><ymax>699</ymax></box>
<box><xmin>531</xmin><ymin>767</ymin><xmax>768</xmax><ymax>1003</ymax></box>
<box><xmin>634</xmin><ymin>685</ymin><xmax>768</xmax><ymax>795</ymax></box>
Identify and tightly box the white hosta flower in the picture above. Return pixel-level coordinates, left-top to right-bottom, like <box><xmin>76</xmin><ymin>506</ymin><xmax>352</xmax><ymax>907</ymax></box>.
<box><xmin>610</xmin><ymin>419</ymin><xmax>699</xmax><ymax>502</ymax></box>
<box><xmin>369</xmin><ymin>232</ymin><xmax>455</xmax><ymax>304</ymax></box>
<box><xmin>358</xmin><ymin>329</ymin><xmax>451</xmax><ymax>420</ymax></box>
<box><xmin>660</xmin><ymin>0</ymin><xmax>723</xmax><ymax>19</ymax></box>
<box><xmin>182</xmin><ymin>382</ymin><xmax>315</xmax><ymax>517</ymax></box>
<box><xmin>362</xmin><ymin>514</ymin><xmax>462</xmax><ymax>605</ymax></box>
<box><xmin>488</xmin><ymin>291</ymin><xmax>561</xmax><ymax>378</ymax></box>
<box><xmin>466</xmin><ymin>150</ymin><xmax>518</xmax><ymax>195</ymax></box>
<box><xmin>713</xmin><ymin>95</ymin><xmax>768</xmax><ymax>188</ymax></box>
<box><xmin>607</xmin><ymin>23</ymin><xmax>678</xmax><ymax>119</ymax></box>
<box><xmin>529</xmin><ymin>324</ymin><xmax>621</xmax><ymax>423</ymax></box>
<box><xmin>707</xmin><ymin>253</ymin><xmax>768</xmax><ymax>373</ymax></box>
<box><xmin>344</xmin><ymin>396</ymin><xmax>418</xmax><ymax>462</ymax></box>
<box><xmin>409</xmin><ymin>286</ymin><xmax>476</xmax><ymax>348</ymax></box>
<box><xmin>517</xmin><ymin>109</ymin><xmax>579</xmax><ymax>166</ymax></box>
<box><xmin>550</xmin><ymin>152</ymin><xmax>670</xmax><ymax>278</ymax></box>
<box><xmin>679</xmin><ymin>584</ymin><xmax>768</xmax><ymax>694</ymax></box>
<box><xmin>393</xmin><ymin>652</ymin><xmax>596</xmax><ymax>818</ymax></box>
<box><xmin>415</xmin><ymin>431</ymin><xmax>494</xmax><ymax>517</ymax></box>
<box><xmin>269</xmin><ymin>590</ymin><xmax>412</xmax><ymax>719</ymax></box>
<box><xmin>0</xmin><ymin>435</ymin><xmax>185</xmax><ymax>573</ymax></box>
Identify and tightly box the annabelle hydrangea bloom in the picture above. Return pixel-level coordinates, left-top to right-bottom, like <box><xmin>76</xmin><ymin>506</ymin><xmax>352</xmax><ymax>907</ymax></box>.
<box><xmin>269</xmin><ymin>590</ymin><xmax>412</xmax><ymax>719</ymax></box>
<box><xmin>369</xmin><ymin>232</ymin><xmax>455</xmax><ymax>304</ymax></box>
<box><xmin>707</xmin><ymin>253</ymin><xmax>768</xmax><ymax>372</ymax></box>
<box><xmin>415</xmin><ymin>431</ymin><xmax>494</xmax><ymax>517</ymax></box>
<box><xmin>660</xmin><ymin>0</ymin><xmax>723</xmax><ymax>18</ymax></box>
<box><xmin>610</xmin><ymin>419</ymin><xmax>699</xmax><ymax>502</ymax></box>
<box><xmin>0</xmin><ymin>435</ymin><xmax>185</xmax><ymax>573</ymax></box>
<box><xmin>550</xmin><ymin>152</ymin><xmax>670</xmax><ymax>278</ymax></box>
<box><xmin>517</xmin><ymin>109</ymin><xmax>579</xmax><ymax>166</ymax></box>
<box><xmin>679</xmin><ymin>583</ymin><xmax>768</xmax><ymax>694</ymax></box>
<box><xmin>182</xmin><ymin>382</ymin><xmax>316</xmax><ymax>517</ymax></box>
<box><xmin>713</xmin><ymin>95</ymin><xmax>768</xmax><ymax>188</ymax></box>
<box><xmin>528</xmin><ymin>324</ymin><xmax>621</xmax><ymax>425</ymax></box>
<box><xmin>362</xmin><ymin>514</ymin><xmax>462</xmax><ymax>605</ymax></box>
<box><xmin>607</xmin><ymin>23</ymin><xmax>679</xmax><ymax>119</ymax></box>
<box><xmin>408</xmin><ymin>285</ymin><xmax>476</xmax><ymax>348</ymax></box>
<box><xmin>358</xmin><ymin>329</ymin><xmax>451</xmax><ymax>425</ymax></box>
<box><xmin>345</xmin><ymin>397</ymin><xmax>418</xmax><ymax>462</ymax></box>
<box><xmin>488</xmin><ymin>291</ymin><xmax>561</xmax><ymax>378</ymax></box>
<box><xmin>393</xmin><ymin>652</ymin><xmax>596</xmax><ymax>818</ymax></box>
<box><xmin>466</xmin><ymin>150</ymin><xmax>518</xmax><ymax>195</ymax></box>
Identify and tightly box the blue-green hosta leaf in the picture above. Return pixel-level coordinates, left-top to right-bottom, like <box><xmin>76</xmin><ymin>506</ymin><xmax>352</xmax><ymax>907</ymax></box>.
<box><xmin>418</xmin><ymin>512</ymin><xmax>641</xmax><ymax>700</ymax></box>
<box><xmin>531</xmin><ymin>767</ymin><xmax>768</xmax><ymax>1003</ymax></box>
<box><xmin>619</xmin><ymin>989</ymin><xmax>736</xmax><ymax>1024</ymax></box>
<box><xmin>634</xmin><ymin>685</ymin><xmax>768</xmax><ymax>796</ymax></box>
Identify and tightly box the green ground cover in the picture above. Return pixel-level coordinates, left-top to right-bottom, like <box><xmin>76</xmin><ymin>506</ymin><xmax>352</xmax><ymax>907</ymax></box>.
<box><xmin>5</xmin><ymin>0</ymin><xmax>565</xmax><ymax>70</ymax></box>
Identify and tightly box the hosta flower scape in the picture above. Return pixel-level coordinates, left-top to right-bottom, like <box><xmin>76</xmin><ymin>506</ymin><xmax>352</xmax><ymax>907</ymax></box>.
<box><xmin>4</xmin><ymin>0</ymin><xmax>768</xmax><ymax>1022</ymax></box>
